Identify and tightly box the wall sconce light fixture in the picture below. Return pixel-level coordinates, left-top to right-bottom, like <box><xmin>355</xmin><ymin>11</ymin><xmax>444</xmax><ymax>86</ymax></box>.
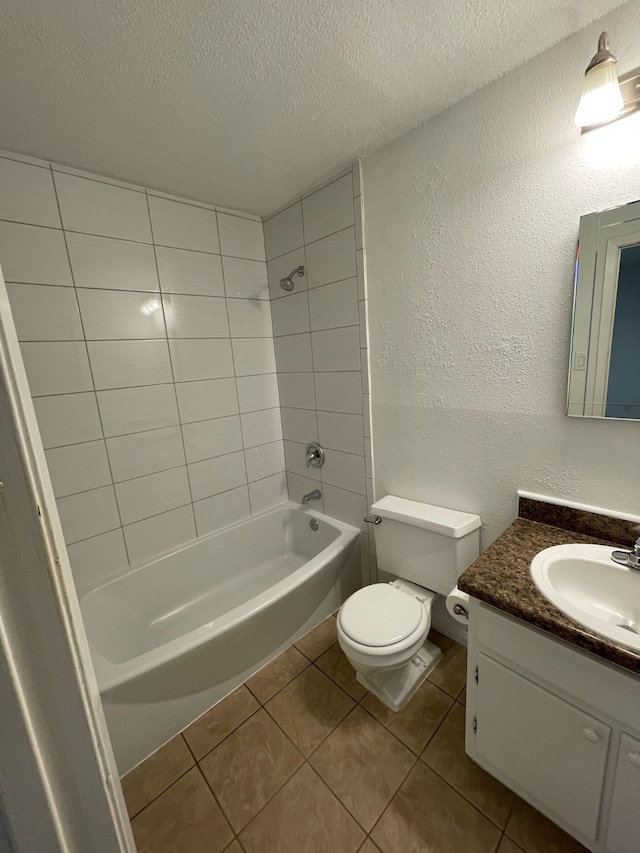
<box><xmin>575</xmin><ymin>32</ymin><xmax>640</xmax><ymax>133</ymax></box>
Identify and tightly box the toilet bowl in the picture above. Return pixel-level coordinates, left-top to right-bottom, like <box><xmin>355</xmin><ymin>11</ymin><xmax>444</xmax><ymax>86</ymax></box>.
<box><xmin>337</xmin><ymin>495</ymin><xmax>481</xmax><ymax>712</ymax></box>
<box><xmin>337</xmin><ymin>579</ymin><xmax>442</xmax><ymax>711</ymax></box>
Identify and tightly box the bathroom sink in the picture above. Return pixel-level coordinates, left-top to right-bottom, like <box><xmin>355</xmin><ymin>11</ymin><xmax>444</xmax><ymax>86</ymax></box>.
<box><xmin>530</xmin><ymin>544</ymin><xmax>640</xmax><ymax>651</ymax></box>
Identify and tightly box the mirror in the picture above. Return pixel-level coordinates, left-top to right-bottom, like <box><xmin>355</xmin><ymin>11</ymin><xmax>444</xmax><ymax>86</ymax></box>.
<box><xmin>567</xmin><ymin>199</ymin><xmax>640</xmax><ymax>419</ymax></box>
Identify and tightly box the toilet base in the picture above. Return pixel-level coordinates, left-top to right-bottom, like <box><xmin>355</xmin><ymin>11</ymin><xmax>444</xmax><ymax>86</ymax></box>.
<box><xmin>356</xmin><ymin>639</ymin><xmax>443</xmax><ymax>712</ymax></box>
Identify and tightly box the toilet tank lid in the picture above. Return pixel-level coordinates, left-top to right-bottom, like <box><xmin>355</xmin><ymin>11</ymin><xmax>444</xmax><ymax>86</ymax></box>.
<box><xmin>371</xmin><ymin>496</ymin><xmax>481</xmax><ymax>538</ymax></box>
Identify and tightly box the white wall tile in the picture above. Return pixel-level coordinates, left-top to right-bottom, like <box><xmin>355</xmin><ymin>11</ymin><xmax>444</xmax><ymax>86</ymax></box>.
<box><xmin>66</xmin><ymin>529</ymin><xmax>129</xmax><ymax>590</ymax></box>
<box><xmin>124</xmin><ymin>505</ymin><xmax>196</xmax><ymax>566</ymax></box>
<box><xmin>322</xmin><ymin>485</ymin><xmax>367</xmax><ymax>532</ymax></box>
<box><xmin>232</xmin><ymin>338</ymin><xmax>276</xmax><ymax>376</ymax></box>
<box><xmin>284</xmin><ymin>440</ymin><xmax>320</xmax><ymax>481</ymax></box>
<box><xmin>314</xmin><ymin>372</ymin><xmax>362</xmax><ymax>414</ymax></box>
<box><xmin>106</xmin><ymin>426</ymin><xmax>185</xmax><ymax>482</ymax></box>
<box><xmin>57</xmin><ymin>485</ymin><xmax>121</xmax><ymax>544</ymax></box>
<box><xmin>148</xmin><ymin>196</ymin><xmax>219</xmax><ymax>253</ymax></box>
<box><xmin>281</xmin><ymin>407</ymin><xmax>318</xmax><ymax>444</ymax></box>
<box><xmin>168</xmin><ymin>338</ymin><xmax>234</xmax><ymax>382</ymax></box>
<box><xmin>115</xmin><ymin>466</ymin><xmax>191</xmax><ymax>525</ymax></box>
<box><xmin>358</xmin><ymin>300</ymin><xmax>367</xmax><ymax>347</ymax></box>
<box><xmin>7</xmin><ymin>283</ymin><xmax>83</xmax><ymax>341</ymax></box>
<box><xmin>244</xmin><ymin>440</ymin><xmax>285</xmax><ymax>482</ymax></box>
<box><xmin>33</xmin><ymin>392</ymin><xmax>103</xmax><ymax>448</ymax></box>
<box><xmin>364</xmin><ymin>435</ymin><xmax>373</xmax><ymax>478</ymax></box>
<box><xmin>97</xmin><ymin>384</ymin><xmax>179</xmax><ymax>437</ymax></box>
<box><xmin>352</xmin><ymin>161</ymin><xmax>362</xmax><ymax>196</ymax></box>
<box><xmin>363</xmin><ymin>394</ymin><xmax>371</xmax><ymax>437</ymax></box>
<box><xmin>356</xmin><ymin>248</ymin><xmax>366</xmax><ymax>300</ymax></box>
<box><xmin>271</xmin><ymin>291</ymin><xmax>310</xmax><ymax>337</ymax></box>
<box><xmin>249</xmin><ymin>473</ymin><xmax>288</xmax><ymax>513</ymax></box>
<box><xmin>321</xmin><ymin>450</ymin><xmax>365</xmax><ymax>494</ymax></box>
<box><xmin>354</xmin><ymin>194</ymin><xmax>364</xmax><ymax>250</ymax></box>
<box><xmin>66</xmin><ymin>232</ymin><xmax>159</xmax><ymax>291</ymax></box>
<box><xmin>277</xmin><ymin>372</ymin><xmax>316</xmax><ymax>410</ymax></box>
<box><xmin>318</xmin><ymin>411</ymin><xmax>364</xmax><ymax>456</ymax></box>
<box><xmin>311</xmin><ymin>326</ymin><xmax>360</xmax><ymax>372</ymax></box>
<box><xmin>163</xmin><ymin>294</ymin><xmax>229</xmax><ymax>338</ymax></box>
<box><xmin>360</xmin><ymin>349</ymin><xmax>370</xmax><ymax>393</ymax></box>
<box><xmin>0</xmin><ymin>221</ymin><xmax>72</xmax><ymax>285</ymax></box>
<box><xmin>241</xmin><ymin>408</ymin><xmax>283</xmax><ymax>448</ymax></box>
<box><xmin>217</xmin><ymin>213</ymin><xmax>265</xmax><ymax>261</ymax></box>
<box><xmin>305</xmin><ymin>227</ymin><xmax>356</xmax><ymax>289</ymax></box>
<box><xmin>78</xmin><ymin>289</ymin><xmax>166</xmax><ymax>340</ymax></box>
<box><xmin>182</xmin><ymin>415</ymin><xmax>243</xmax><ymax>463</ymax></box>
<box><xmin>188</xmin><ymin>451</ymin><xmax>247</xmax><ymax>502</ymax></box>
<box><xmin>222</xmin><ymin>257</ymin><xmax>269</xmax><ymax>300</ymax></box>
<box><xmin>309</xmin><ymin>278</ymin><xmax>358</xmax><ymax>331</ymax></box>
<box><xmin>227</xmin><ymin>299</ymin><xmax>273</xmax><ymax>338</ymax></box>
<box><xmin>267</xmin><ymin>248</ymin><xmax>307</xmax><ymax>300</ymax></box>
<box><xmin>175</xmin><ymin>377</ymin><xmax>238</xmax><ymax>424</ymax></box>
<box><xmin>302</xmin><ymin>174</ymin><xmax>354</xmax><ymax>244</ymax></box>
<box><xmin>274</xmin><ymin>333</ymin><xmax>312</xmax><ymax>372</ymax></box>
<box><xmin>286</xmin><ymin>472</ymin><xmax>323</xmax><ymax>509</ymax></box>
<box><xmin>156</xmin><ymin>246</ymin><xmax>224</xmax><ymax>296</ymax></box>
<box><xmin>20</xmin><ymin>341</ymin><xmax>92</xmax><ymax>396</ymax></box>
<box><xmin>54</xmin><ymin>172</ymin><xmax>152</xmax><ymax>242</ymax></box>
<box><xmin>264</xmin><ymin>202</ymin><xmax>303</xmax><ymax>260</ymax></box>
<box><xmin>0</xmin><ymin>158</ymin><xmax>61</xmax><ymax>227</ymax></box>
<box><xmin>88</xmin><ymin>339</ymin><xmax>172</xmax><ymax>390</ymax></box>
<box><xmin>236</xmin><ymin>374</ymin><xmax>280</xmax><ymax>413</ymax></box>
<box><xmin>45</xmin><ymin>440</ymin><xmax>112</xmax><ymax>498</ymax></box>
<box><xmin>194</xmin><ymin>486</ymin><xmax>251</xmax><ymax>536</ymax></box>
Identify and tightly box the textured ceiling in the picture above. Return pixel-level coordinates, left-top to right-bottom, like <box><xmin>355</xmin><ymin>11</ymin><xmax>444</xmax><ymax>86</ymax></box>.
<box><xmin>0</xmin><ymin>0</ymin><xmax>628</xmax><ymax>215</ymax></box>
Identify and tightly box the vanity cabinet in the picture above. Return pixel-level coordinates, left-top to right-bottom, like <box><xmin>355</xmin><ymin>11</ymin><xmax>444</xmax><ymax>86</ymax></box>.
<box><xmin>466</xmin><ymin>601</ymin><xmax>640</xmax><ymax>853</ymax></box>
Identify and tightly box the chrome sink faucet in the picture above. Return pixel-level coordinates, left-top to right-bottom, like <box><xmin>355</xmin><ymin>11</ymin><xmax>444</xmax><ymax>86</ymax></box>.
<box><xmin>611</xmin><ymin>537</ymin><xmax>640</xmax><ymax>570</ymax></box>
<box><xmin>302</xmin><ymin>489</ymin><xmax>321</xmax><ymax>505</ymax></box>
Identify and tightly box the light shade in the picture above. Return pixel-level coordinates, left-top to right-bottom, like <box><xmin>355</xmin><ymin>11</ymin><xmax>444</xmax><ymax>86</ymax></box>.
<box><xmin>574</xmin><ymin>57</ymin><xmax>623</xmax><ymax>128</ymax></box>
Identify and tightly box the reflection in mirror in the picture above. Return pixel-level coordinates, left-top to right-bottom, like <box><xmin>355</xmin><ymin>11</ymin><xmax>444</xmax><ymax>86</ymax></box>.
<box><xmin>567</xmin><ymin>199</ymin><xmax>640</xmax><ymax>420</ymax></box>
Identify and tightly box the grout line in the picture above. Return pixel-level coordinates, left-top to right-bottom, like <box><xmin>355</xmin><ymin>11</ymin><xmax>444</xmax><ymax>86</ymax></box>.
<box><xmin>125</xmin><ymin>764</ymin><xmax>196</xmax><ymax>822</ymax></box>
<box><xmin>192</xmin><ymin>763</ymin><xmax>236</xmax><ymax>840</ymax></box>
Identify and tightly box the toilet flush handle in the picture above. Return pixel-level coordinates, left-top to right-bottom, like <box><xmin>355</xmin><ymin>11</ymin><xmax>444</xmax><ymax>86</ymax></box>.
<box><xmin>364</xmin><ymin>515</ymin><xmax>382</xmax><ymax>525</ymax></box>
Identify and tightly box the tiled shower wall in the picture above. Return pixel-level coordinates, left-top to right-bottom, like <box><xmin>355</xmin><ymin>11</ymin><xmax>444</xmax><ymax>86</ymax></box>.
<box><xmin>264</xmin><ymin>163</ymin><xmax>377</xmax><ymax>583</ymax></box>
<box><xmin>0</xmin><ymin>150</ymin><xmax>286</xmax><ymax>590</ymax></box>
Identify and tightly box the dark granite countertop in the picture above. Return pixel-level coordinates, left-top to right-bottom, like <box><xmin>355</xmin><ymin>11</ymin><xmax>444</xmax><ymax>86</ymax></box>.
<box><xmin>458</xmin><ymin>517</ymin><xmax>640</xmax><ymax>677</ymax></box>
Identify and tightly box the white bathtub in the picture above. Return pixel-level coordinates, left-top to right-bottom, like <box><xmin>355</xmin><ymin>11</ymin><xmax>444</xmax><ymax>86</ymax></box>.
<box><xmin>80</xmin><ymin>502</ymin><xmax>361</xmax><ymax>773</ymax></box>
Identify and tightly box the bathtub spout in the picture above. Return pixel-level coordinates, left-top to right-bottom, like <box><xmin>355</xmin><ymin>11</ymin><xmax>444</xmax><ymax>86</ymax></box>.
<box><xmin>302</xmin><ymin>489</ymin><xmax>322</xmax><ymax>505</ymax></box>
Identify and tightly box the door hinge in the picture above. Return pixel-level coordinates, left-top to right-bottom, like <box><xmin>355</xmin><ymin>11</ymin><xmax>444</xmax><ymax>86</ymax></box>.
<box><xmin>474</xmin><ymin>665</ymin><xmax>479</xmax><ymax>683</ymax></box>
<box><xmin>473</xmin><ymin>716</ymin><xmax>477</xmax><ymax>734</ymax></box>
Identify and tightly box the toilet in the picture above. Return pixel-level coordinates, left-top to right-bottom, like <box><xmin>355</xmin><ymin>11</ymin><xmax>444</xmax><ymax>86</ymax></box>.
<box><xmin>337</xmin><ymin>495</ymin><xmax>481</xmax><ymax>711</ymax></box>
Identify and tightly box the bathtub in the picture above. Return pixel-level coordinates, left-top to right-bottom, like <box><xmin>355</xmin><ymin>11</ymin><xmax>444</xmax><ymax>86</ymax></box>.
<box><xmin>80</xmin><ymin>502</ymin><xmax>361</xmax><ymax>773</ymax></box>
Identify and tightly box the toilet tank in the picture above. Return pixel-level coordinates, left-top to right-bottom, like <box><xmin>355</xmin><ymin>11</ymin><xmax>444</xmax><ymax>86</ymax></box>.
<box><xmin>371</xmin><ymin>496</ymin><xmax>481</xmax><ymax>595</ymax></box>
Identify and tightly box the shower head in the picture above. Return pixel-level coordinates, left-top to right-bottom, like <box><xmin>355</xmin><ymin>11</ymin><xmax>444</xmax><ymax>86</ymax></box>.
<box><xmin>279</xmin><ymin>265</ymin><xmax>305</xmax><ymax>291</ymax></box>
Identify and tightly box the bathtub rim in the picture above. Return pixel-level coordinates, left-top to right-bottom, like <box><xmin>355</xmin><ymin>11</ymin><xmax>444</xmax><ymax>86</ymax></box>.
<box><xmin>80</xmin><ymin>502</ymin><xmax>360</xmax><ymax>693</ymax></box>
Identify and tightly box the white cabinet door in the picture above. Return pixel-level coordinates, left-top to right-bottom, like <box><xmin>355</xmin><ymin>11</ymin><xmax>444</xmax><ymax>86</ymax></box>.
<box><xmin>475</xmin><ymin>654</ymin><xmax>610</xmax><ymax>840</ymax></box>
<box><xmin>606</xmin><ymin>733</ymin><xmax>640</xmax><ymax>853</ymax></box>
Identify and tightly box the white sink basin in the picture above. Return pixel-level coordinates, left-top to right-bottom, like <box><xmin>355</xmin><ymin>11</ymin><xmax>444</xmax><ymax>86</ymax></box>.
<box><xmin>530</xmin><ymin>544</ymin><xmax>640</xmax><ymax>652</ymax></box>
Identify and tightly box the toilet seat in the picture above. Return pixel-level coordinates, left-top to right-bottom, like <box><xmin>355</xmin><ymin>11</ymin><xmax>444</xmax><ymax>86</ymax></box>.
<box><xmin>339</xmin><ymin>583</ymin><xmax>425</xmax><ymax>647</ymax></box>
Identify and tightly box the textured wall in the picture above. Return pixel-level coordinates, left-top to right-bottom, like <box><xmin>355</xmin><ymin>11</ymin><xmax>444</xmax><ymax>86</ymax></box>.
<box><xmin>0</xmin><ymin>150</ymin><xmax>286</xmax><ymax>591</ymax></box>
<box><xmin>364</xmin><ymin>3</ymin><xmax>640</xmax><ymax>549</ymax></box>
<box><xmin>264</xmin><ymin>164</ymin><xmax>375</xmax><ymax>582</ymax></box>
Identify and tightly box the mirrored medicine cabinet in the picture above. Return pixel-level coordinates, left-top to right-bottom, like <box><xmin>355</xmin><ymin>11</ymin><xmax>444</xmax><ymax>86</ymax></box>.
<box><xmin>567</xmin><ymin>198</ymin><xmax>640</xmax><ymax>420</ymax></box>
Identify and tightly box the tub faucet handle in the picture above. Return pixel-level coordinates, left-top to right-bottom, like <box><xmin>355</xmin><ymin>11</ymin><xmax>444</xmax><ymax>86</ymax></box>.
<box><xmin>306</xmin><ymin>442</ymin><xmax>325</xmax><ymax>468</ymax></box>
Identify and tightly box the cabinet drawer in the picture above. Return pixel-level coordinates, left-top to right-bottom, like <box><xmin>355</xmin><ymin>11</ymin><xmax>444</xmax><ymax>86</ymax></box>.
<box><xmin>606</xmin><ymin>733</ymin><xmax>640</xmax><ymax>853</ymax></box>
<box><xmin>476</xmin><ymin>654</ymin><xmax>610</xmax><ymax>840</ymax></box>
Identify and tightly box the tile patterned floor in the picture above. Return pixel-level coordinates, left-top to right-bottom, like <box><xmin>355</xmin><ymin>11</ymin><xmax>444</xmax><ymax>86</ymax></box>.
<box><xmin>122</xmin><ymin>617</ymin><xmax>589</xmax><ymax>853</ymax></box>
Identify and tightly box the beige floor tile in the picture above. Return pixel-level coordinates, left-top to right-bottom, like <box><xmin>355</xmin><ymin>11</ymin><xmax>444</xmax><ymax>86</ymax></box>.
<box><xmin>421</xmin><ymin>702</ymin><xmax>515</xmax><ymax>828</ymax></box>
<box><xmin>295</xmin><ymin>615</ymin><xmax>338</xmax><ymax>660</ymax></box>
<box><xmin>505</xmin><ymin>798</ymin><xmax>589</xmax><ymax>853</ymax></box>
<box><xmin>265</xmin><ymin>665</ymin><xmax>354</xmax><ymax>755</ymax></box>
<box><xmin>199</xmin><ymin>708</ymin><xmax>303</xmax><ymax>831</ymax></box>
<box><xmin>458</xmin><ymin>685</ymin><xmax>467</xmax><ymax>705</ymax></box>
<box><xmin>427</xmin><ymin>633</ymin><xmax>468</xmax><ymax>698</ymax></box>
<box><xmin>183</xmin><ymin>685</ymin><xmax>260</xmax><ymax>759</ymax></box>
<box><xmin>315</xmin><ymin>641</ymin><xmax>367</xmax><ymax>700</ymax></box>
<box><xmin>245</xmin><ymin>644</ymin><xmax>309</xmax><ymax>703</ymax></box>
<box><xmin>498</xmin><ymin>838</ymin><xmax>526</xmax><ymax>853</ymax></box>
<box><xmin>222</xmin><ymin>843</ymin><xmax>243</xmax><ymax>853</ymax></box>
<box><xmin>359</xmin><ymin>841</ymin><xmax>383</xmax><ymax>853</ymax></box>
<box><xmin>240</xmin><ymin>764</ymin><xmax>365</xmax><ymax>853</ymax></box>
<box><xmin>121</xmin><ymin>734</ymin><xmax>194</xmax><ymax>819</ymax></box>
<box><xmin>310</xmin><ymin>706</ymin><xmax>416</xmax><ymax>831</ymax></box>
<box><xmin>361</xmin><ymin>678</ymin><xmax>453</xmax><ymax>755</ymax></box>
<box><xmin>371</xmin><ymin>762</ymin><xmax>501</xmax><ymax>853</ymax></box>
<box><xmin>131</xmin><ymin>767</ymin><xmax>233</xmax><ymax>853</ymax></box>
